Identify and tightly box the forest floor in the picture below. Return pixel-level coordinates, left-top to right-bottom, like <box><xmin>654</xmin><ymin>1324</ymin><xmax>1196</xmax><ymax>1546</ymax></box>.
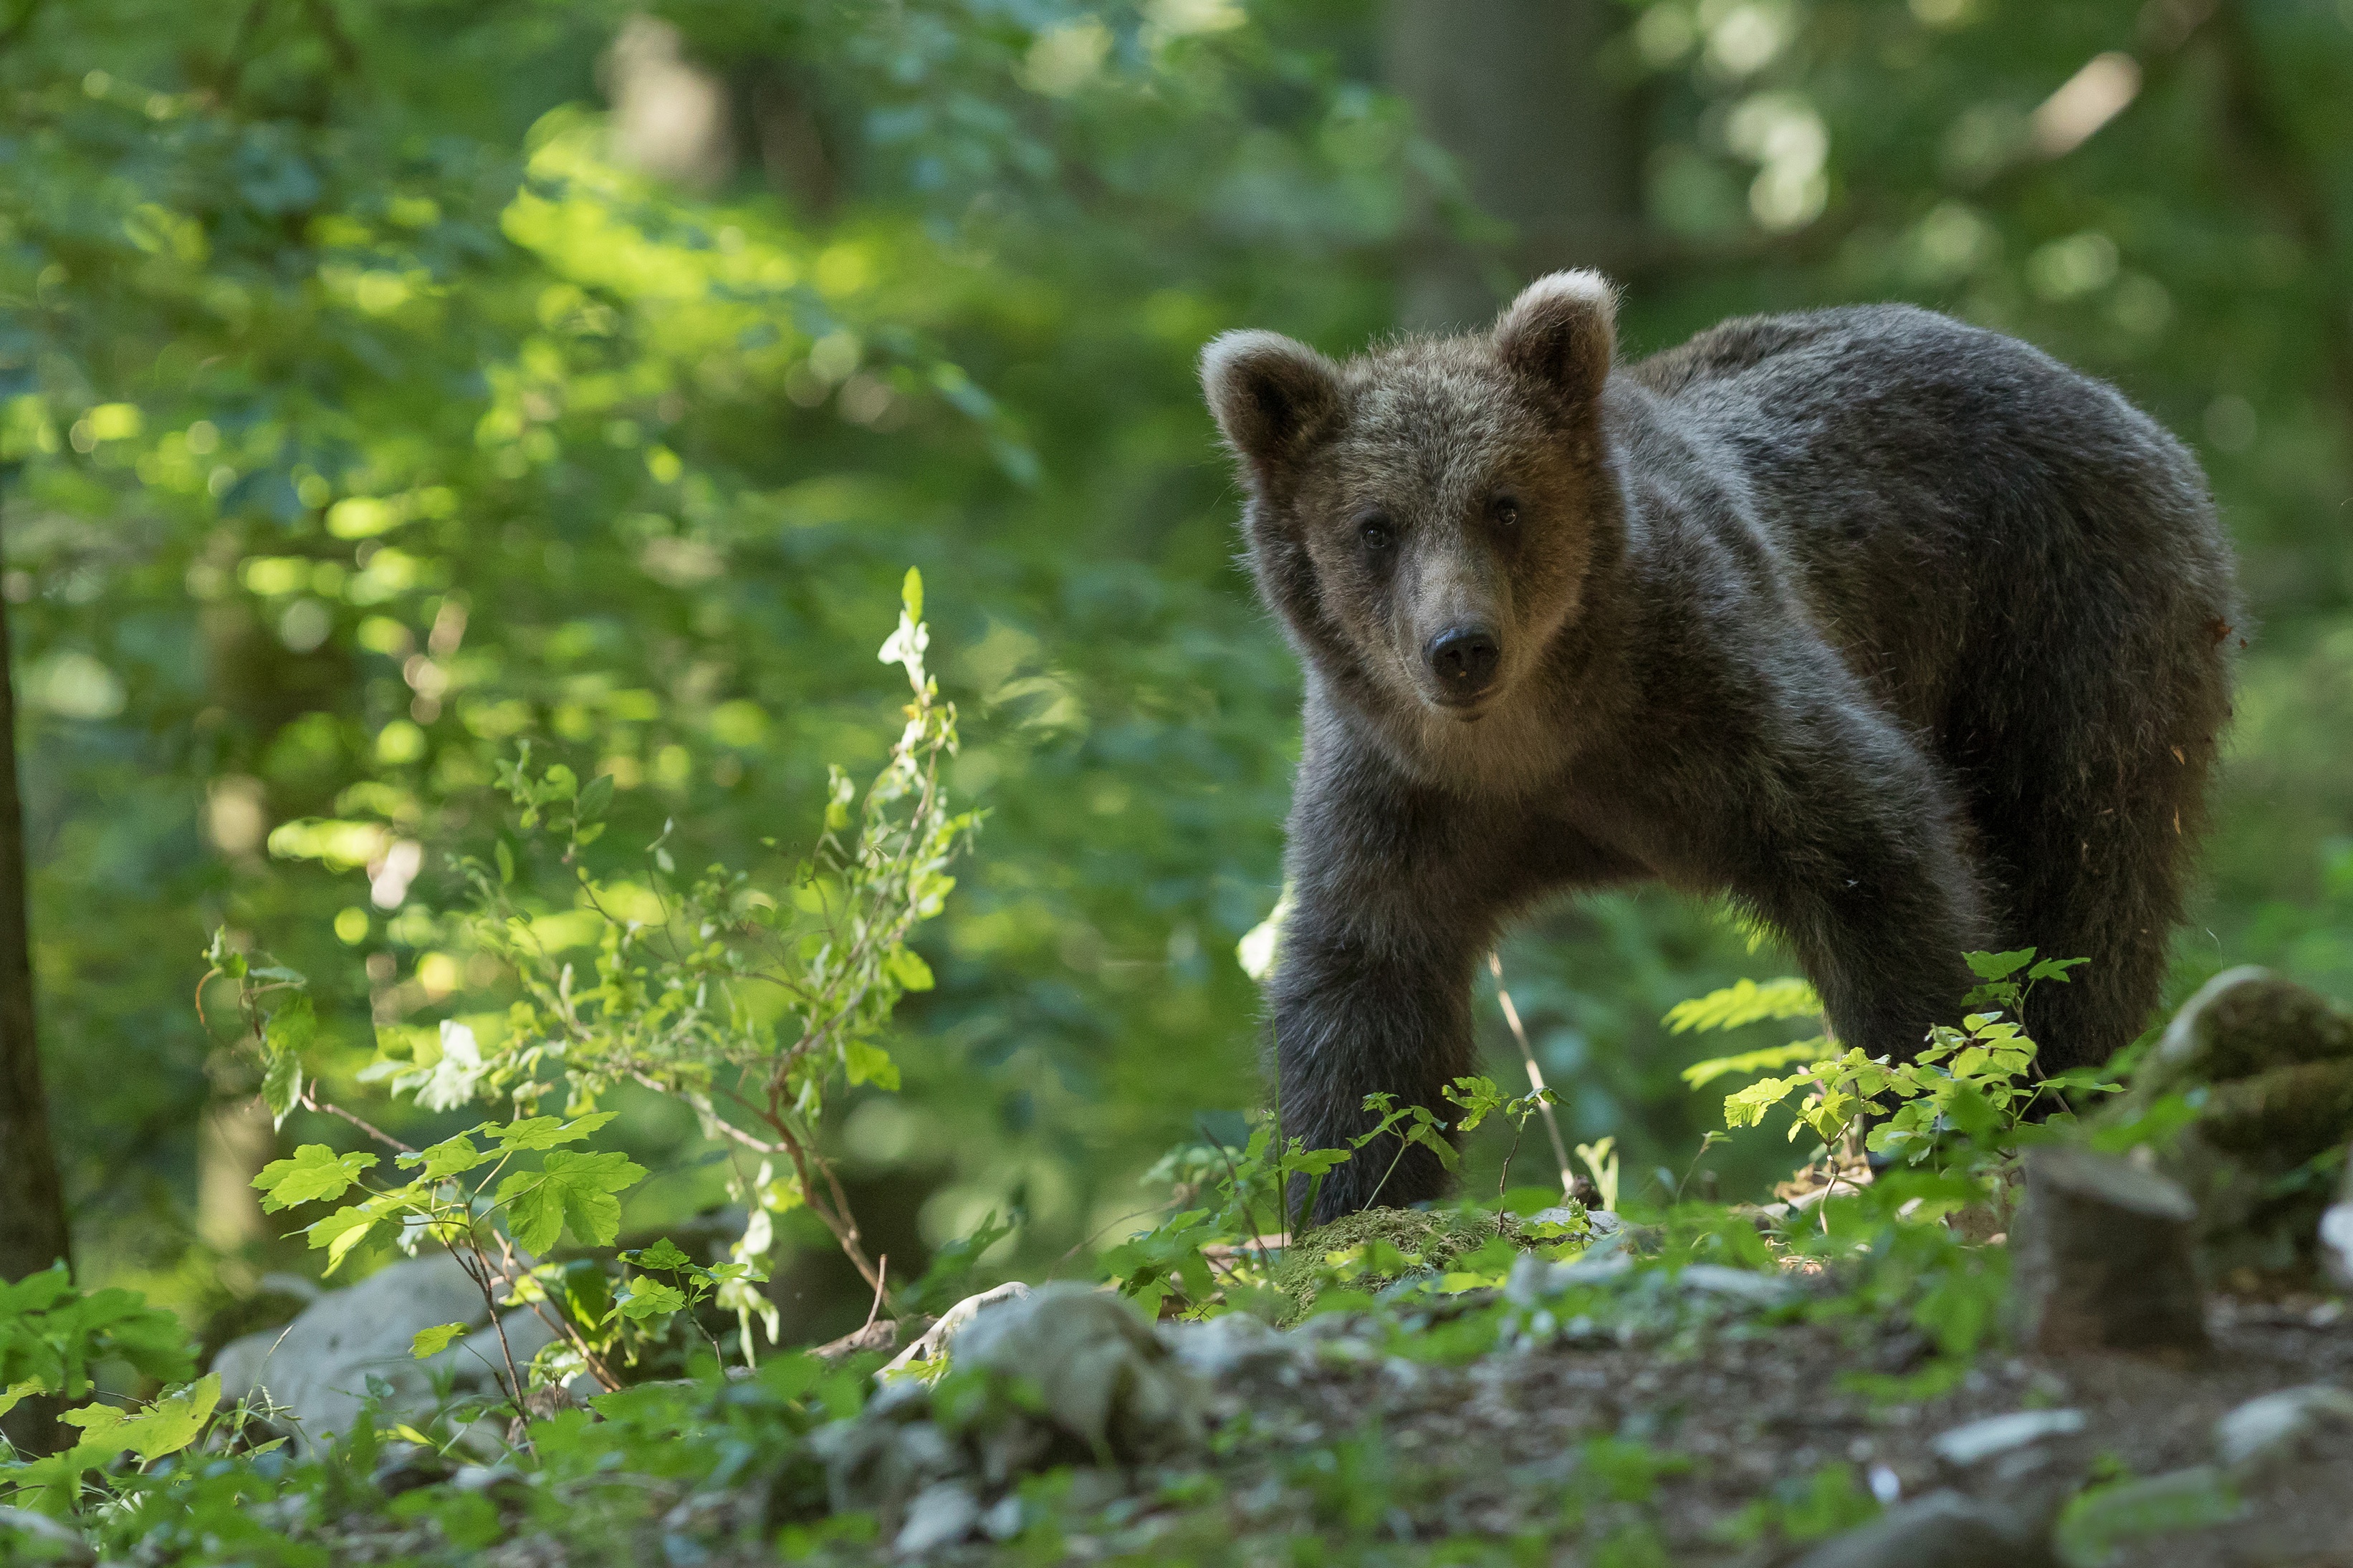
<box><xmin>734</xmin><ymin>1249</ymin><xmax>2353</xmax><ymax>1568</ymax></box>
<box><xmin>1122</xmin><ymin>1286</ymin><xmax>2353</xmax><ymax>1567</ymax></box>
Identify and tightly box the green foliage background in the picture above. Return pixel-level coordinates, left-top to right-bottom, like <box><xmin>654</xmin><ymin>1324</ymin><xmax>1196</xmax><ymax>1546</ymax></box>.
<box><xmin>6</xmin><ymin>0</ymin><xmax>2352</xmax><ymax>1341</ymax></box>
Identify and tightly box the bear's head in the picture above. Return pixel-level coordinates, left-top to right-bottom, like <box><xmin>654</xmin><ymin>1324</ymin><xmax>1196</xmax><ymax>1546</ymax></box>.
<box><xmin>1201</xmin><ymin>271</ymin><xmax>1624</xmax><ymax>744</ymax></box>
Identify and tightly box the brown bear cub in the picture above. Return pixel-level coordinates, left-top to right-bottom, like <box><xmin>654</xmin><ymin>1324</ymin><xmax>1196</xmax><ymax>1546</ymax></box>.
<box><xmin>1202</xmin><ymin>272</ymin><xmax>2238</xmax><ymax>1223</ymax></box>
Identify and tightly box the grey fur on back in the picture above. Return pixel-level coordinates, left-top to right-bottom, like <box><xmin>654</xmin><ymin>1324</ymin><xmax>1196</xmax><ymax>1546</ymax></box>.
<box><xmin>1202</xmin><ymin>276</ymin><xmax>2237</xmax><ymax>1223</ymax></box>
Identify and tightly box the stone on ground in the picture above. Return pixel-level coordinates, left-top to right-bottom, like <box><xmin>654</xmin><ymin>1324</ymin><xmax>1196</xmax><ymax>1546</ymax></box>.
<box><xmin>811</xmin><ymin>1284</ymin><xmax>1205</xmax><ymax>1549</ymax></box>
<box><xmin>2327</xmin><ymin>1148</ymin><xmax>2353</xmax><ymax>1289</ymax></box>
<box><xmin>953</xmin><ymin>1282</ymin><xmax>1204</xmax><ymax>1463</ymax></box>
<box><xmin>2010</xmin><ymin>1145</ymin><xmax>2205</xmax><ymax>1356</ymax></box>
<box><xmin>209</xmin><ymin>1254</ymin><xmax>574</xmax><ymax>1444</ymax></box>
<box><xmin>2213</xmin><ymin>1382</ymin><xmax>2353</xmax><ymax>1474</ymax></box>
<box><xmin>1791</xmin><ymin>1490</ymin><xmax>2055</xmax><ymax>1568</ymax></box>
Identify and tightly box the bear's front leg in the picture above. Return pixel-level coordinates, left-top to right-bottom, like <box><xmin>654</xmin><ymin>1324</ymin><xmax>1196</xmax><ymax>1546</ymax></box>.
<box><xmin>1263</xmin><ymin>748</ymin><xmax>1574</xmax><ymax>1227</ymax></box>
<box><xmin>1267</xmin><ymin>878</ymin><xmax>1485</xmax><ymax>1227</ymax></box>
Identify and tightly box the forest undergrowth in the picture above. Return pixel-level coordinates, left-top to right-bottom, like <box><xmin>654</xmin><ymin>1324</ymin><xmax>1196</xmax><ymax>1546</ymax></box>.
<box><xmin>4</xmin><ymin>586</ymin><xmax>2349</xmax><ymax>1568</ymax></box>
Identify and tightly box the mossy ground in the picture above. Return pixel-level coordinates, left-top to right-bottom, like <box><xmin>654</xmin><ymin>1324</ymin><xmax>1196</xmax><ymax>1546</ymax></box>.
<box><xmin>1273</xmin><ymin>1207</ymin><xmax>1511</xmax><ymax>1319</ymax></box>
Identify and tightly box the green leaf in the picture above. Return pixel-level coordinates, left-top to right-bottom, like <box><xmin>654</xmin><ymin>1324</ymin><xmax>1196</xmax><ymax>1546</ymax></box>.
<box><xmin>497</xmin><ymin>1150</ymin><xmax>647</xmax><ymax>1254</ymax></box>
<box><xmin>307</xmin><ymin>1205</ymin><xmax>383</xmax><ymax>1275</ymax></box>
<box><xmin>262</xmin><ymin>1049</ymin><xmax>304</xmax><ymax>1131</ymax></box>
<box><xmin>411</xmin><ymin>1323</ymin><xmax>470</xmax><ymax>1358</ymax></box>
<box><xmin>901</xmin><ymin>566</ymin><xmax>923</xmax><ymax>624</ymax></box>
<box><xmin>400</xmin><ymin>1132</ymin><xmax>491</xmax><ymax>1181</ymax></box>
<box><xmin>630</xmin><ymin>1238</ymin><xmax>694</xmax><ymax>1271</ymax></box>
<box><xmin>615</xmin><ymin>1281</ymin><xmax>687</xmax><ymax>1319</ymax></box>
<box><xmin>255</xmin><ymin>1145</ymin><xmax>379</xmax><ymax>1211</ymax></box>
<box><xmin>883</xmin><ymin>944</ymin><xmax>934</xmax><ymax>991</ymax></box>
<box><xmin>845</xmin><ymin>1038</ymin><xmax>899</xmax><ymax>1090</ymax></box>
<box><xmin>575</xmin><ymin>771</ymin><xmax>615</xmax><ymax>824</ymax></box>
<box><xmin>265</xmin><ymin>994</ymin><xmax>318</xmax><ymax>1055</ymax></box>
<box><xmin>1680</xmin><ymin>1039</ymin><xmax>1830</xmax><ymax>1090</ymax></box>
<box><xmin>2026</xmin><ymin>956</ymin><xmax>2090</xmax><ymax>982</ymax></box>
<box><xmin>1725</xmin><ymin>1075</ymin><xmax>1802</xmax><ymax>1129</ymax></box>
<box><xmin>493</xmin><ymin>1111</ymin><xmax>616</xmax><ymax>1150</ymax></box>
<box><xmin>1664</xmin><ymin>977</ymin><xmax>1821</xmax><ymax>1034</ymax></box>
<box><xmin>111</xmin><ymin>1374</ymin><xmax>221</xmax><ymax>1461</ymax></box>
<box><xmin>1964</xmin><ymin>948</ymin><xmax>2036</xmax><ymax>981</ymax></box>
<box><xmin>495</xmin><ymin>839</ymin><xmax>515</xmax><ymax>884</ymax></box>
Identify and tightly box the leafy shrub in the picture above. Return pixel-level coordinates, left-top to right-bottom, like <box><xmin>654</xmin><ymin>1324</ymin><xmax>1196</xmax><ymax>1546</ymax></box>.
<box><xmin>214</xmin><ymin>574</ymin><xmax>974</xmax><ymax>1402</ymax></box>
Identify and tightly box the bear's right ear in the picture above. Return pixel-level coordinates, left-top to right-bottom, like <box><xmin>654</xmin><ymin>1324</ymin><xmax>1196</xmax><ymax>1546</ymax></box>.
<box><xmin>1492</xmin><ymin>269</ymin><xmax>1617</xmax><ymax>406</ymax></box>
<box><xmin>1199</xmin><ymin>330</ymin><xmax>1341</xmax><ymax>479</ymax></box>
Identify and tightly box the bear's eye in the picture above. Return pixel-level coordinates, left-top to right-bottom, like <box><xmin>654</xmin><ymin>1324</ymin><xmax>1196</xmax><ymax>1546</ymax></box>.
<box><xmin>1357</xmin><ymin>514</ymin><xmax>1394</xmax><ymax>552</ymax></box>
<box><xmin>1490</xmin><ymin>496</ymin><xmax>1521</xmax><ymax>529</ymax></box>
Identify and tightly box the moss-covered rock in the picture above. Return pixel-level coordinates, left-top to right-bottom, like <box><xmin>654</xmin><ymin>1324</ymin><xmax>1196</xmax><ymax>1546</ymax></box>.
<box><xmin>2105</xmin><ymin>967</ymin><xmax>2353</xmax><ymax>1282</ymax></box>
<box><xmin>1273</xmin><ymin>1208</ymin><xmax>1506</xmax><ymax>1319</ymax></box>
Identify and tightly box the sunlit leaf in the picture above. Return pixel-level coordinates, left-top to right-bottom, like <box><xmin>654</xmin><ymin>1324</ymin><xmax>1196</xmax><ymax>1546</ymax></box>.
<box><xmin>255</xmin><ymin>1145</ymin><xmax>379</xmax><ymax>1212</ymax></box>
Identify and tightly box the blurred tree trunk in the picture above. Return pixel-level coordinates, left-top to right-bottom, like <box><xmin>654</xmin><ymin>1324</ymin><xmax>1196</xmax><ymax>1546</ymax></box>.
<box><xmin>0</xmin><ymin>535</ymin><xmax>70</xmax><ymax>1287</ymax></box>
<box><xmin>1386</xmin><ymin>0</ymin><xmax>1644</xmax><ymax>331</ymax></box>
<box><xmin>1</xmin><ymin>514</ymin><xmax>72</xmax><ymax>1457</ymax></box>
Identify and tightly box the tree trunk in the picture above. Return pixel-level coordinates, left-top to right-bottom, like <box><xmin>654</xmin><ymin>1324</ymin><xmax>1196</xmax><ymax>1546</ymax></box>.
<box><xmin>0</xmin><ymin>513</ymin><xmax>72</xmax><ymax>1459</ymax></box>
<box><xmin>0</xmin><ymin>522</ymin><xmax>70</xmax><ymax>1289</ymax></box>
<box><xmin>1385</xmin><ymin>0</ymin><xmax>1644</xmax><ymax>332</ymax></box>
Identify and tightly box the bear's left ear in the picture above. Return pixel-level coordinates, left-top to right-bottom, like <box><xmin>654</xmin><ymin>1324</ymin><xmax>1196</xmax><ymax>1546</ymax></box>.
<box><xmin>1492</xmin><ymin>270</ymin><xmax>1618</xmax><ymax>405</ymax></box>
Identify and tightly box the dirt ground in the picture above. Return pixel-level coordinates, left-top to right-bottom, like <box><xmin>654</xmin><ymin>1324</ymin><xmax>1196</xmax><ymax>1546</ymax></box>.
<box><xmin>1183</xmin><ymin>1289</ymin><xmax>2353</xmax><ymax>1566</ymax></box>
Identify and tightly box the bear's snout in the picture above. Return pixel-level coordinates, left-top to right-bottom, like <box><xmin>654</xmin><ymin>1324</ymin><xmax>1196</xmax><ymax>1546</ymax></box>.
<box><xmin>1423</xmin><ymin>625</ymin><xmax>1502</xmax><ymax>706</ymax></box>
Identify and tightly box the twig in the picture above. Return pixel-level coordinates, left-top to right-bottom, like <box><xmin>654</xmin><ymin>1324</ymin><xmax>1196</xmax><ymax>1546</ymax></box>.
<box><xmin>861</xmin><ymin>1256</ymin><xmax>888</xmax><ymax>1334</ymax></box>
<box><xmin>297</xmin><ymin>1088</ymin><xmax>418</xmax><ymax>1156</ymax></box>
<box><xmin>1490</xmin><ymin>952</ymin><xmax>1575</xmax><ymax>1196</ymax></box>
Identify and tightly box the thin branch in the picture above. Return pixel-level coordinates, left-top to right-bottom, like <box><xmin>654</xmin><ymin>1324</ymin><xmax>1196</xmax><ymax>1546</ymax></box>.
<box><xmin>1489</xmin><ymin>953</ymin><xmax>1575</xmax><ymax>1197</ymax></box>
<box><xmin>297</xmin><ymin>1087</ymin><xmax>418</xmax><ymax>1156</ymax></box>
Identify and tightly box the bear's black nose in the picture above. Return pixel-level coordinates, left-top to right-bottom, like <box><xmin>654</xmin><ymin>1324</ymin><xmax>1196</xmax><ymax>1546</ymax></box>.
<box><xmin>1425</xmin><ymin>626</ymin><xmax>1501</xmax><ymax>698</ymax></box>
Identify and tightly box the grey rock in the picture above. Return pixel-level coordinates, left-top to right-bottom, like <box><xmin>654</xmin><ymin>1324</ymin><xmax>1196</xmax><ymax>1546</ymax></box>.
<box><xmin>815</xmin><ymin>1285</ymin><xmax>1204</xmax><ymax>1528</ymax></box>
<box><xmin>2011</xmin><ymin>1145</ymin><xmax>2205</xmax><ymax>1356</ymax></box>
<box><xmin>1930</xmin><ymin>1408</ymin><xmax>2086</xmax><ymax>1467</ymax></box>
<box><xmin>1677</xmin><ymin>1263</ymin><xmax>1797</xmax><ymax>1307</ymax></box>
<box><xmin>979</xmin><ymin>1494</ymin><xmax>1026</xmax><ymax>1541</ymax></box>
<box><xmin>2213</xmin><ymin>1382</ymin><xmax>2353</xmax><ymax>1473</ymax></box>
<box><xmin>808</xmin><ymin>1391</ymin><xmax>969</xmax><ymax>1519</ymax></box>
<box><xmin>208</xmin><ymin>1254</ymin><xmax>583</xmax><ymax>1445</ymax></box>
<box><xmin>2055</xmin><ymin>1466</ymin><xmax>2244</xmax><ymax>1560</ymax></box>
<box><xmin>1791</xmin><ymin>1490</ymin><xmax>2055</xmax><ymax>1568</ymax></box>
<box><xmin>1159</xmin><ymin>1311</ymin><xmax>1308</xmax><ymax>1390</ymax></box>
<box><xmin>1503</xmin><ymin>1248</ymin><xmax>1631</xmax><ymax>1306</ymax></box>
<box><xmin>954</xmin><ymin>1283</ymin><xmax>1204</xmax><ymax>1463</ymax></box>
<box><xmin>2326</xmin><ymin>1150</ymin><xmax>2353</xmax><ymax>1290</ymax></box>
<box><xmin>878</xmin><ymin>1281</ymin><xmax>1030</xmax><ymax>1378</ymax></box>
<box><xmin>0</xmin><ymin>1505</ymin><xmax>96</xmax><ymax>1565</ymax></box>
<box><xmin>892</xmin><ymin>1481</ymin><xmax>982</xmax><ymax>1557</ymax></box>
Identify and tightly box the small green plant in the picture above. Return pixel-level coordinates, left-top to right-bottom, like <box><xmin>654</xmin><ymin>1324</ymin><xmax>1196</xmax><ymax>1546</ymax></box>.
<box><xmin>0</xmin><ymin>1266</ymin><xmax>231</xmax><ymax>1516</ymax></box>
<box><xmin>1440</xmin><ymin>1075</ymin><xmax>1559</xmax><ymax>1216</ymax></box>
<box><xmin>226</xmin><ymin>571</ymin><xmax>977</xmax><ymax>1380</ymax></box>
<box><xmin>1575</xmin><ymin>1135</ymin><xmax>1623</xmax><ymax>1212</ymax></box>
<box><xmin>1102</xmin><ymin>1073</ymin><xmax>1566</xmax><ymax>1319</ymax></box>
<box><xmin>1675</xmin><ymin>949</ymin><xmax>2114</xmax><ymax>1188</ymax></box>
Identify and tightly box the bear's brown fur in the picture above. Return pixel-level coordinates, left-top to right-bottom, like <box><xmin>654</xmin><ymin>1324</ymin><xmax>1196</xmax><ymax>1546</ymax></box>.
<box><xmin>1202</xmin><ymin>273</ymin><xmax>2238</xmax><ymax>1223</ymax></box>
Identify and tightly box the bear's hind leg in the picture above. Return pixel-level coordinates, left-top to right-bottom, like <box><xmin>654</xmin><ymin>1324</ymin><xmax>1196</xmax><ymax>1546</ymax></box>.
<box><xmin>1968</xmin><ymin>755</ymin><xmax>2200</xmax><ymax>1077</ymax></box>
